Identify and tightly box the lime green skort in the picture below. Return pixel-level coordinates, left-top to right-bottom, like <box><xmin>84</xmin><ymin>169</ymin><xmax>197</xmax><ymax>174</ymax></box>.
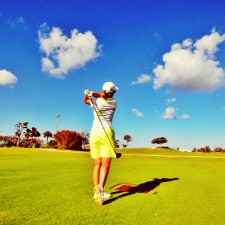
<box><xmin>90</xmin><ymin>127</ymin><xmax>116</xmax><ymax>158</ymax></box>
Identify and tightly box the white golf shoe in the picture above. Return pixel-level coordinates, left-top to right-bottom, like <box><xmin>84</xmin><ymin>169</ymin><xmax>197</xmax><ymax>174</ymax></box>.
<box><xmin>93</xmin><ymin>185</ymin><xmax>104</xmax><ymax>205</ymax></box>
<box><xmin>93</xmin><ymin>186</ymin><xmax>112</xmax><ymax>205</ymax></box>
<box><xmin>93</xmin><ymin>192</ymin><xmax>112</xmax><ymax>199</ymax></box>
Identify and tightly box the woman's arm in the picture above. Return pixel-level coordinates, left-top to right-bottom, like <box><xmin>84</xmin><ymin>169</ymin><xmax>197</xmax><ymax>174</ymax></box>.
<box><xmin>84</xmin><ymin>92</ymin><xmax>101</xmax><ymax>105</ymax></box>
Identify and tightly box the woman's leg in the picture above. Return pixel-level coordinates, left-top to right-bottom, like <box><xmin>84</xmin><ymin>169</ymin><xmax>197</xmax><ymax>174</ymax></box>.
<box><xmin>99</xmin><ymin>158</ymin><xmax>111</xmax><ymax>188</ymax></box>
<box><xmin>93</xmin><ymin>158</ymin><xmax>102</xmax><ymax>186</ymax></box>
<box><xmin>93</xmin><ymin>158</ymin><xmax>112</xmax><ymax>204</ymax></box>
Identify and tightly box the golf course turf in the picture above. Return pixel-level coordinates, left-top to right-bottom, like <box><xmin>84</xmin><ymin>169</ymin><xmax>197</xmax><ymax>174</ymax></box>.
<box><xmin>0</xmin><ymin>147</ymin><xmax>225</xmax><ymax>225</ymax></box>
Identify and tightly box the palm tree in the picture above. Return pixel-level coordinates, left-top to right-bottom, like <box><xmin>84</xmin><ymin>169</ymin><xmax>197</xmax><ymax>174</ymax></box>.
<box><xmin>24</xmin><ymin>127</ymin><xmax>40</xmax><ymax>139</ymax></box>
<box><xmin>123</xmin><ymin>134</ymin><xmax>132</xmax><ymax>148</ymax></box>
<box><xmin>24</xmin><ymin>128</ymin><xmax>32</xmax><ymax>139</ymax></box>
<box><xmin>15</xmin><ymin>122</ymin><xmax>28</xmax><ymax>146</ymax></box>
<box><xmin>43</xmin><ymin>131</ymin><xmax>53</xmax><ymax>143</ymax></box>
<box><xmin>31</xmin><ymin>127</ymin><xmax>41</xmax><ymax>138</ymax></box>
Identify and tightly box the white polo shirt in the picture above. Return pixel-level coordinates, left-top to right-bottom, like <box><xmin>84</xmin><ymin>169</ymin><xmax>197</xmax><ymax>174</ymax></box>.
<box><xmin>91</xmin><ymin>97</ymin><xmax>117</xmax><ymax>130</ymax></box>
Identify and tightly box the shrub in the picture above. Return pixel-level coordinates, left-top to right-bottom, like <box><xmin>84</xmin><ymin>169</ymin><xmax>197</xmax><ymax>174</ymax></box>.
<box><xmin>47</xmin><ymin>140</ymin><xmax>58</xmax><ymax>149</ymax></box>
<box><xmin>54</xmin><ymin>130</ymin><xmax>83</xmax><ymax>150</ymax></box>
<box><xmin>1</xmin><ymin>136</ymin><xmax>17</xmax><ymax>147</ymax></box>
<box><xmin>18</xmin><ymin>138</ymin><xmax>42</xmax><ymax>148</ymax></box>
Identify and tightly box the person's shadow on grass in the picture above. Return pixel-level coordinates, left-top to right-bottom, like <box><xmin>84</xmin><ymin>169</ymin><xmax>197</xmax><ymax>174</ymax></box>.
<box><xmin>104</xmin><ymin>178</ymin><xmax>179</xmax><ymax>205</ymax></box>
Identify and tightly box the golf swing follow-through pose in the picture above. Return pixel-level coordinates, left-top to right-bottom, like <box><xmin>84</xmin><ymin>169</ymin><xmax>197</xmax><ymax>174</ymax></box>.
<box><xmin>84</xmin><ymin>81</ymin><xmax>121</xmax><ymax>205</ymax></box>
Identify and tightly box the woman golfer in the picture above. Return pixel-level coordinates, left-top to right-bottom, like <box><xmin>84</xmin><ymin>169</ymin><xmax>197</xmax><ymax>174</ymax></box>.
<box><xmin>84</xmin><ymin>81</ymin><xmax>119</xmax><ymax>205</ymax></box>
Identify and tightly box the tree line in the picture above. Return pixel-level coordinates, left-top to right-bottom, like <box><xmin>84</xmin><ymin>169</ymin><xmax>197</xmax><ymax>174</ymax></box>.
<box><xmin>2</xmin><ymin>123</ymin><xmax>224</xmax><ymax>152</ymax></box>
<box><xmin>0</xmin><ymin>122</ymin><xmax>133</xmax><ymax>150</ymax></box>
<box><xmin>151</xmin><ymin>136</ymin><xmax>225</xmax><ymax>152</ymax></box>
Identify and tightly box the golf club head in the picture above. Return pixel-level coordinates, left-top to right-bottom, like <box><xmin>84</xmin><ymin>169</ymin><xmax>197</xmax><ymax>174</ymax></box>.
<box><xmin>116</xmin><ymin>152</ymin><xmax>122</xmax><ymax>159</ymax></box>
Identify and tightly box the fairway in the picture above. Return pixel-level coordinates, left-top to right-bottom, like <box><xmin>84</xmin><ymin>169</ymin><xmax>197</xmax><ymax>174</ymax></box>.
<box><xmin>0</xmin><ymin>148</ymin><xmax>225</xmax><ymax>225</ymax></box>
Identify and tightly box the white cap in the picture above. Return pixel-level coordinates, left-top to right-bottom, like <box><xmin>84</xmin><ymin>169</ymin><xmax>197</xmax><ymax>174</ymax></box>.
<box><xmin>102</xmin><ymin>82</ymin><xmax>119</xmax><ymax>93</ymax></box>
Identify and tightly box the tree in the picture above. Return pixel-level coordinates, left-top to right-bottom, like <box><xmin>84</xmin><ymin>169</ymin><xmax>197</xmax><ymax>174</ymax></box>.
<box><xmin>31</xmin><ymin>127</ymin><xmax>40</xmax><ymax>138</ymax></box>
<box><xmin>54</xmin><ymin>130</ymin><xmax>83</xmax><ymax>150</ymax></box>
<box><xmin>22</xmin><ymin>127</ymin><xmax>41</xmax><ymax>148</ymax></box>
<box><xmin>123</xmin><ymin>134</ymin><xmax>132</xmax><ymax>148</ymax></box>
<box><xmin>15</xmin><ymin>122</ymin><xmax>28</xmax><ymax>146</ymax></box>
<box><xmin>43</xmin><ymin>131</ymin><xmax>53</xmax><ymax>143</ymax></box>
<box><xmin>151</xmin><ymin>137</ymin><xmax>168</xmax><ymax>147</ymax></box>
<box><xmin>24</xmin><ymin>127</ymin><xmax>40</xmax><ymax>139</ymax></box>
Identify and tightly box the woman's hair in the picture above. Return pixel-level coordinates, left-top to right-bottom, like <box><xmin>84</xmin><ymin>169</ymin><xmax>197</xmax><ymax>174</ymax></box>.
<box><xmin>100</xmin><ymin>90</ymin><xmax>114</xmax><ymax>99</ymax></box>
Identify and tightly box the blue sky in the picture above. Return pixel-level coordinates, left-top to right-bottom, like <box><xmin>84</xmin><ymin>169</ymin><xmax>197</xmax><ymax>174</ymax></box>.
<box><xmin>1</xmin><ymin>0</ymin><xmax>225</xmax><ymax>150</ymax></box>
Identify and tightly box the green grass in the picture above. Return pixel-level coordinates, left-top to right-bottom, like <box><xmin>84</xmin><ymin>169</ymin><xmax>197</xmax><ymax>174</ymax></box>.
<box><xmin>0</xmin><ymin>147</ymin><xmax>225</xmax><ymax>225</ymax></box>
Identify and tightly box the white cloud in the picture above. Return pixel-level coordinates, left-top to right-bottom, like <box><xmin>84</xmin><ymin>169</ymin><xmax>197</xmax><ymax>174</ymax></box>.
<box><xmin>161</xmin><ymin>107</ymin><xmax>178</xmax><ymax>119</ymax></box>
<box><xmin>153</xmin><ymin>29</ymin><xmax>225</xmax><ymax>92</ymax></box>
<box><xmin>0</xmin><ymin>69</ymin><xmax>18</xmax><ymax>87</ymax></box>
<box><xmin>7</xmin><ymin>16</ymin><xmax>26</xmax><ymax>28</ymax></box>
<box><xmin>38</xmin><ymin>24</ymin><xmax>102</xmax><ymax>78</ymax></box>
<box><xmin>132</xmin><ymin>108</ymin><xmax>144</xmax><ymax>117</ymax></box>
<box><xmin>131</xmin><ymin>74</ymin><xmax>151</xmax><ymax>85</ymax></box>
<box><xmin>161</xmin><ymin>107</ymin><xmax>190</xmax><ymax>120</ymax></box>
<box><xmin>166</xmin><ymin>98</ymin><xmax>176</xmax><ymax>105</ymax></box>
<box><xmin>181</xmin><ymin>114</ymin><xmax>190</xmax><ymax>120</ymax></box>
